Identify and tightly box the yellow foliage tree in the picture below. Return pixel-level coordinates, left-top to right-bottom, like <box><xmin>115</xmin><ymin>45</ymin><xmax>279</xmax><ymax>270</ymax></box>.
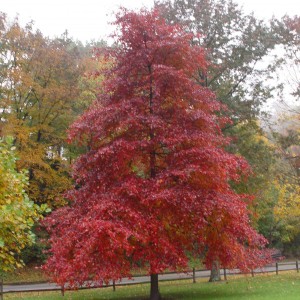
<box><xmin>274</xmin><ymin>183</ymin><xmax>300</xmax><ymax>243</ymax></box>
<box><xmin>0</xmin><ymin>16</ymin><xmax>83</xmax><ymax>208</ymax></box>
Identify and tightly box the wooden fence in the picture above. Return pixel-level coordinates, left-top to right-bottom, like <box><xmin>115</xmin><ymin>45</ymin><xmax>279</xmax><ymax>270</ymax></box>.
<box><xmin>1</xmin><ymin>261</ymin><xmax>300</xmax><ymax>298</ymax></box>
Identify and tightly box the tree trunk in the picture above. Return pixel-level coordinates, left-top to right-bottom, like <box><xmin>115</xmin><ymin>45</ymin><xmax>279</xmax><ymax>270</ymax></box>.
<box><xmin>209</xmin><ymin>260</ymin><xmax>221</xmax><ymax>282</ymax></box>
<box><xmin>150</xmin><ymin>274</ymin><xmax>161</xmax><ymax>300</ymax></box>
<box><xmin>148</xmin><ymin>55</ymin><xmax>160</xmax><ymax>300</ymax></box>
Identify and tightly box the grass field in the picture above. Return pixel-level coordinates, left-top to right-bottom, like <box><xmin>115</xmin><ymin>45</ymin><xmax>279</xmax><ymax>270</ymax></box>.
<box><xmin>4</xmin><ymin>272</ymin><xmax>300</xmax><ymax>300</ymax></box>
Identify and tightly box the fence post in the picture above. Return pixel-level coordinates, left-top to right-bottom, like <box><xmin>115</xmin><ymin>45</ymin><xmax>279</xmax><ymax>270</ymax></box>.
<box><xmin>276</xmin><ymin>262</ymin><xmax>278</xmax><ymax>275</ymax></box>
<box><xmin>113</xmin><ymin>280</ymin><xmax>116</xmax><ymax>291</ymax></box>
<box><xmin>223</xmin><ymin>268</ymin><xmax>227</xmax><ymax>281</ymax></box>
<box><xmin>192</xmin><ymin>268</ymin><xmax>196</xmax><ymax>283</ymax></box>
<box><xmin>0</xmin><ymin>278</ymin><xmax>3</xmax><ymax>300</ymax></box>
<box><xmin>296</xmin><ymin>261</ymin><xmax>299</xmax><ymax>273</ymax></box>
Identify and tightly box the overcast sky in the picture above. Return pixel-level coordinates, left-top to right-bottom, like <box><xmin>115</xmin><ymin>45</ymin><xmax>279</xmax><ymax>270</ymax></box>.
<box><xmin>1</xmin><ymin>0</ymin><xmax>300</xmax><ymax>43</ymax></box>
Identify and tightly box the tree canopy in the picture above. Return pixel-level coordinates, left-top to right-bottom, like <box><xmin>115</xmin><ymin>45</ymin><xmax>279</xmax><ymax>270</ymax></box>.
<box><xmin>0</xmin><ymin>14</ymin><xmax>84</xmax><ymax>208</ymax></box>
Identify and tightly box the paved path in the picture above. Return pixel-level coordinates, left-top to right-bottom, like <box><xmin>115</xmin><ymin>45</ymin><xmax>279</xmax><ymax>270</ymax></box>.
<box><xmin>3</xmin><ymin>263</ymin><xmax>298</xmax><ymax>293</ymax></box>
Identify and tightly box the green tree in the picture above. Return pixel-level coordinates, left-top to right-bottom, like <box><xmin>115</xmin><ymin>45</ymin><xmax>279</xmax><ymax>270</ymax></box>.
<box><xmin>0</xmin><ymin>137</ymin><xmax>43</xmax><ymax>274</ymax></box>
<box><xmin>230</xmin><ymin>121</ymin><xmax>275</xmax><ymax>194</ymax></box>
<box><xmin>156</xmin><ymin>0</ymin><xmax>278</xmax><ymax>122</ymax></box>
<box><xmin>229</xmin><ymin>122</ymin><xmax>286</xmax><ymax>248</ymax></box>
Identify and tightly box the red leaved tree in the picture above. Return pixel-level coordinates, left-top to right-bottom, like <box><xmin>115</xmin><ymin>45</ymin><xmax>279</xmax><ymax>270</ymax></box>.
<box><xmin>44</xmin><ymin>8</ymin><xmax>270</xmax><ymax>300</ymax></box>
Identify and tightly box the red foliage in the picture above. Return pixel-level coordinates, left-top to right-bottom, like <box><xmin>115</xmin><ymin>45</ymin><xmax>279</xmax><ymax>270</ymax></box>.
<box><xmin>43</xmin><ymin>8</ymin><xmax>270</xmax><ymax>289</ymax></box>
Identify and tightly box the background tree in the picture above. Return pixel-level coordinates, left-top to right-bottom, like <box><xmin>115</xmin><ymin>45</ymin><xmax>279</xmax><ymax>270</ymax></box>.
<box><xmin>229</xmin><ymin>121</ymin><xmax>282</xmax><ymax>241</ymax></box>
<box><xmin>0</xmin><ymin>13</ymin><xmax>99</xmax><ymax>266</ymax></box>
<box><xmin>272</xmin><ymin>15</ymin><xmax>300</xmax><ymax>103</ymax></box>
<box><xmin>71</xmin><ymin>39</ymin><xmax>108</xmax><ymax>117</ymax></box>
<box><xmin>0</xmin><ymin>15</ymin><xmax>84</xmax><ymax>208</ymax></box>
<box><xmin>274</xmin><ymin>183</ymin><xmax>300</xmax><ymax>242</ymax></box>
<box><xmin>267</xmin><ymin>118</ymin><xmax>300</xmax><ymax>255</ymax></box>
<box><xmin>156</xmin><ymin>0</ymin><xmax>278</xmax><ymax>122</ymax></box>
<box><xmin>44</xmin><ymin>9</ymin><xmax>270</xmax><ymax>300</ymax></box>
<box><xmin>0</xmin><ymin>137</ymin><xmax>43</xmax><ymax>275</ymax></box>
<box><xmin>255</xmin><ymin>14</ymin><xmax>300</xmax><ymax>256</ymax></box>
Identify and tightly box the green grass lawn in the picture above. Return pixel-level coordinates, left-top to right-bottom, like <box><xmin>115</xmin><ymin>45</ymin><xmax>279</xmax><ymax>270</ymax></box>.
<box><xmin>4</xmin><ymin>272</ymin><xmax>300</xmax><ymax>300</ymax></box>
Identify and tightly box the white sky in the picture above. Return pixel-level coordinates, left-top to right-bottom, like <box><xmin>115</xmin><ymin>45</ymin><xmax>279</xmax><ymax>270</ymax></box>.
<box><xmin>1</xmin><ymin>0</ymin><xmax>299</xmax><ymax>43</ymax></box>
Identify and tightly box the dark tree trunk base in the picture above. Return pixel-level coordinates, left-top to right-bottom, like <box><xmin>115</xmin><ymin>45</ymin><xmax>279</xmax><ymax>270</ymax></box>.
<box><xmin>150</xmin><ymin>274</ymin><xmax>161</xmax><ymax>300</ymax></box>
